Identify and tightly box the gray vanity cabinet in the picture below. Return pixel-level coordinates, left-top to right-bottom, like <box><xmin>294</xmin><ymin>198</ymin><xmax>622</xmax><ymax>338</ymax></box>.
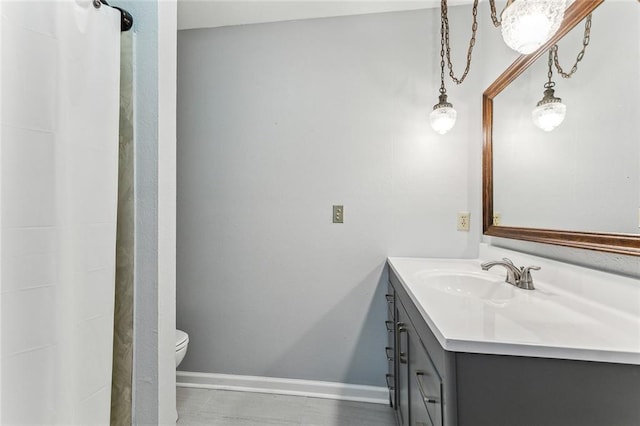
<box><xmin>386</xmin><ymin>267</ymin><xmax>640</xmax><ymax>426</ymax></box>
<box><xmin>386</xmin><ymin>280</ymin><xmax>411</xmax><ymax>426</ymax></box>
<box><xmin>387</xmin><ymin>273</ymin><xmax>453</xmax><ymax>426</ymax></box>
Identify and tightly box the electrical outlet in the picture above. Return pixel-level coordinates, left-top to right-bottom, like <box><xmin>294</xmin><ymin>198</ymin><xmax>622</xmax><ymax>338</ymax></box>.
<box><xmin>638</xmin><ymin>208</ymin><xmax>640</xmax><ymax>229</ymax></box>
<box><xmin>493</xmin><ymin>212</ymin><xmax>501</xmax><ymax>226</ymax></box>
<box><xmin>333</xmin><ymin>205</ymin><xmax>344</xmax><ymax>223</ymax></box>
<box><xmin>457</xmin><ymin>212</ymin><xmax>470</xmax><ymax>231</ymax></box>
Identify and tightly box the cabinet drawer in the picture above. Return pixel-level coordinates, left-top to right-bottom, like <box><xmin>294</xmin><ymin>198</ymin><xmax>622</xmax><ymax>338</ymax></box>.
<box><xmin>385</xmin><ymin>373</ymin><xmax>395</xmax><ymax>408</ymax></box>
<box><xmin>413</xmin><ymin>341</ymin><xmax>442</xmax><ymax>426</ymax></box>
<box><xmin>385</xmin><ymin>281</ymin><xmax>395</xmax><ymax>317</ymax></box>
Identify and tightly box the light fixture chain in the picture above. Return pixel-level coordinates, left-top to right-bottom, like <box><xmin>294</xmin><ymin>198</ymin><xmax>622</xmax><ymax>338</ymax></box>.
<box><xmin>439</xmin><ymin>6</ymin><xmax>446</xmax><ymax>94</ymax></box>
<box><xmin>489</xmin><ymin>0</ymin><xmax>501</xmax><ymax>27</ymax></box>
<box><xmin>489</xmin><ymin>0</ymin><xmax>516</xmax><ymax>28</ymax></box>
<box><xmin>552</xmin><ymin>14</ymin><xmax>592</xmax><ymax>78</ymax></box>
<box><xmin>488</xmin><ymin>0</ymin><xmax>511</xmax><ymax>28</ymax></box>
<box><xmin>546</xmin><ymin>49</ymin><xmax>555</xmax><ymax>88</ymax></box>
<box><xmin>441</xmin><ymin>0</ymin><xmax>479</xmax><ymax>85</ymax></box>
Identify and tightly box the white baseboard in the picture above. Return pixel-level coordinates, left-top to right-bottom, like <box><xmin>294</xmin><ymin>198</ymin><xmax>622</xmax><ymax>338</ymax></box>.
<box><xmin>176</xmin><ymin>371</ymin><xmax>389</xmax><ymax>405</ymax></box>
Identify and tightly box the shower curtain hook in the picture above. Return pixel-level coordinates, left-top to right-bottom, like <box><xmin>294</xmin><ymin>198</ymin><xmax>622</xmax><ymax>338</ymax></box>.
<box><xmin>95</xmin><ymin>0</ymin><xmax>133</xmax><ymax>31</ymax></box>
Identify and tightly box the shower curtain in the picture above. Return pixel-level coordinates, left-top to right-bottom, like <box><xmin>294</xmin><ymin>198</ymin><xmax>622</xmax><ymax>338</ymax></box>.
<box><xmin>110</xmin><ymin>30</ymin><xmax>135</xmax><ymax>426</ymax></box>
<box><xmin>1</xmin><ymin>1</ymin><xmax>121</xmax><ymax>424</ymax></box>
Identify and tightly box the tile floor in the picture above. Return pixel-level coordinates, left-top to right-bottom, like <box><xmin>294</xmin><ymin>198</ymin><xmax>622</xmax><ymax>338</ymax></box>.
<box><xmin>176</xmin><ymin>387</ymin><xmax>397</xmax><ymax>426</ymax></box>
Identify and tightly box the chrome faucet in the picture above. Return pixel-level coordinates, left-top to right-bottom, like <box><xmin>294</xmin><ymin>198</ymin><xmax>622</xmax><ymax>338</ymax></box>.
<box><xmin>481</xmin><ymin>258</ymin><xmax>541</xmax><ymax>290</ymax></box>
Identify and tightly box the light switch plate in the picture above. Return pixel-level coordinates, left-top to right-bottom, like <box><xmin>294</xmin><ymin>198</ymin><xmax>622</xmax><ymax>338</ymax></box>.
<box><xmin>333</xmin><ymin>205</ymin><xmax>344</xmax><ymax>223</ymax></box>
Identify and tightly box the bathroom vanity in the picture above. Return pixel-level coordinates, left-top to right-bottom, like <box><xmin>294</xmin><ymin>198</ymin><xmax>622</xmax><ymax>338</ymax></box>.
<box><xmin>384</xmin><ymin>247</ymin><xmax>640</xmax><ymax>426</ymax></box>
<box><xmin>395</xmin><ymin>2</ymin><xmax>640</xmax><ymax>424</ymax></box>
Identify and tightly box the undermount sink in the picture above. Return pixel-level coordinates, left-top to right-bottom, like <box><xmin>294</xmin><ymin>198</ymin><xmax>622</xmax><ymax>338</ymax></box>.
<box><xmin>415</xmin><ymin>271</ymin><xmax>515</xmax><ymax>301</ymax></box>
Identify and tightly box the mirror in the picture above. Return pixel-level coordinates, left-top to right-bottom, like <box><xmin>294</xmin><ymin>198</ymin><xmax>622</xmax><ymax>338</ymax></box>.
<box><xmin>483</xmin><ymin>0</ymin><xmax>640</xmax><ymax>256</ymax></box>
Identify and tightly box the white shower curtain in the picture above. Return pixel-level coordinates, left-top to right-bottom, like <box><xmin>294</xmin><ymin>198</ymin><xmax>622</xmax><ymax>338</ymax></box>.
<box><xmin>1</xmin><ymin>1</ymin><xmax>121</xmax><ymax>424</ymax></box>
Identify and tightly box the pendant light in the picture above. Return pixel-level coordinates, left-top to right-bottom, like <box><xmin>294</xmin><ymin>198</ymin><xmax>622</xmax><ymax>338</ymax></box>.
<box><xmin>532</xmin><ymin>85</ymin><xmax>566</xmax><ymax>131</ymax></box>
<box><xmin>430</xmin><ymin>93</ymin><xmax>457</xmax><ymax>135</ymax></box>
<box><xmin>430</xmin><ymin>0</ymin><xmax>479</xmax><ymax>135</ymax></box>
<box><xmin>430</xmin><ymin>0</ymin><xmax>455</xmax><ymax>134</ymax></box>
<box><xmin>532</xmin><ymin>49</ymin><xmax>566</xmax><ymax>132</ymax></box>
<box><xmin>500</xmin><ymin>0</ymin><xmax>567</xmax><ymax>54</ymax></box>
<box><xmin>532</xmin><ymin>16</ymin><xmax>592</xmax><ymax>132</ymax></box>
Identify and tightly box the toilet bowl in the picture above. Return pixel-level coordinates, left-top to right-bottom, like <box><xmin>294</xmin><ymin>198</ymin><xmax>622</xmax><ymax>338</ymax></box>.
<box><xmin>175</xmin><ymin>330</ymin><xmax>189</xmax><ymax>422</ymax></box>
<box><xmin>175</xmin><ymin>329</ymin><xmax>189</xmax><ymax>367</ymax></box>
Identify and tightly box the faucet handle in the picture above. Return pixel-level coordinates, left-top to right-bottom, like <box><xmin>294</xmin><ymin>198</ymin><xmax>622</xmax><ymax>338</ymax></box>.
<box><xmin>502</xmin><ymin>258</ymin><xmax>518</xmax><ymax>284</ymax></box>
<box><xmin>519</xmin><ymin>265</ymin><xmax>541</xmax><ymax>290</ymax></box>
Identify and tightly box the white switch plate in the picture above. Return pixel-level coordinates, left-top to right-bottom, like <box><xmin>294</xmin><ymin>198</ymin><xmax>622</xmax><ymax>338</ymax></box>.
<box><xmin>457</xmin><ymin>212</ymin><xmax>470</xmax><ymax>231</ymax></box>
<box><xmin>333</xmin><ymin>205</ymin><xmax>344</xmax><ymax>223</ymax></box>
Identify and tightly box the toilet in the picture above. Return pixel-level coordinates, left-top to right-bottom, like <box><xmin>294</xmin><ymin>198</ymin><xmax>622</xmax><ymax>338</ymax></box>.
<box><xmin>175</xmin><ymin>330</ymin><xmax>189</xmax><ymax>421</ymax></box>
<box><xmin>175</xmin><ymin>329</ymin><xmax>189</xmax><ymax>367</ymax></box>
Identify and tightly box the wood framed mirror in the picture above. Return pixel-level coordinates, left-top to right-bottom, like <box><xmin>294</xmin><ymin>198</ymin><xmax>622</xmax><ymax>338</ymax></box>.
<box><xmin>482</xmin><ymin>0</ymin><xmax>640</xmax><ymax>257</ymax></box>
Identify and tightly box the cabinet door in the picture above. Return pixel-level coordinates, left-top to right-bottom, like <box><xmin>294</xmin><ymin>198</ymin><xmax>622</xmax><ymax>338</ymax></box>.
<box><xmin>396</xmin><ymin>305</ymin><xmax>410</xmax><ymax>426</ymax></box>
<box><xmin>410</xmin><ymin>334</ymin><xmax>443</xmax><ymax>426</ymax></box>
<box><xmin>409</xmin><ymin>332</ymin><xmax>431</xmax><ymax>426</ymax></box>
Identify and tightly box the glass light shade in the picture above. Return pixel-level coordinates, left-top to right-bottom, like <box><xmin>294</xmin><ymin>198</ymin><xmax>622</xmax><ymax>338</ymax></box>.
<box><xmin>430</xmin><ymin>98</ymin><xmax>457</xmax><ymax>135</ymax></box>
<box><xmin>430</xmin><ymin>106</ymin><xmax>457</xmax><ymax>135</ymax></box>
<box><xmin>501</xmin><ymin>0</ymin><xmax>567</xmax><ymax>54</ymax></box>
<box><xmin>532</xmin><ymin>100</ymin><xmax>566</xmax><ymax>131</ymax></box>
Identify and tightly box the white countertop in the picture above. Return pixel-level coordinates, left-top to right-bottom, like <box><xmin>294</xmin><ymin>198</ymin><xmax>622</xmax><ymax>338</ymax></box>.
<box><xmin>388</xmin><ymin>247</ymin><xmax>640</xmax><ymax>365</ymax></box>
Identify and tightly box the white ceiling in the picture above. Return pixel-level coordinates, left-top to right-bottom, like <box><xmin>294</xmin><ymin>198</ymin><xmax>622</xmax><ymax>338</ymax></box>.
<box><xmin>177</xmin><ymin>0</ymin><xmax>472</xmax><ymax>31</ymax></box>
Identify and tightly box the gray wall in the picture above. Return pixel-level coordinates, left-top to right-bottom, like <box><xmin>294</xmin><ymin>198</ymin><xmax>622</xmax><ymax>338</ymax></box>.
<box><xmin>176</xmin><ymin>2</ymin><xmax>639</xmax><ymax>389</ymax></box>
<box><xmin>176</xmin><ymin>7</ymin><xmax>482</xmax><ymax>386</ymax></box>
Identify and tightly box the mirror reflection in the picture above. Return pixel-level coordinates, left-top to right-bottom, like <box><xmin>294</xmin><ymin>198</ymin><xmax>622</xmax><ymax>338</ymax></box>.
<box><xmin>492</xmin><ymin>1</ymin><xmax>639</xmax><ymax>235</ymax></box>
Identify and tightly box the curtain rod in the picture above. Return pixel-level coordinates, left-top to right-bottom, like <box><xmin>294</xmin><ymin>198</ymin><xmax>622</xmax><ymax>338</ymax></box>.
<box><xmin>94</xmin><ymin>0</ymin><xmax>133</xmax><ymax>32</ymax></box>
